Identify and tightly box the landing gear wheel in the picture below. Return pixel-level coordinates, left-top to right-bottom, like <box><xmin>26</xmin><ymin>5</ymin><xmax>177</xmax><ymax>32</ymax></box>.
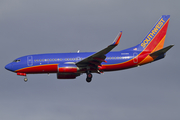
<box><xmin>24</xmin><ymin>78</ymin><xmax>28</xmax><ymax>82</ymax></box>
<box><xmin>86</xmin><ymin>73</ymin><xmax>92</xmax><ymax>83</ymax></box>
<box><xmin>86</xmin><ymin>78</ymin><xmax>92</xmax><ymax>83</ymax></box>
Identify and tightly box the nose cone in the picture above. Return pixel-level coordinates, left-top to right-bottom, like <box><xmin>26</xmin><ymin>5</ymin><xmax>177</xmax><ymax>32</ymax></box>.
<box><xmin>5</xmin><ymin>63</ymin><xmax>13</xmax><ymax>72</ymax></box>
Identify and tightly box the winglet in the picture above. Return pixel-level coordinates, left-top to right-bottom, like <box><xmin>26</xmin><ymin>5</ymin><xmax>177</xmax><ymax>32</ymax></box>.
<box><xmin>112</xmin><ymin>31</ymin><xmax>122</xmax><ymax>46</ymax></box>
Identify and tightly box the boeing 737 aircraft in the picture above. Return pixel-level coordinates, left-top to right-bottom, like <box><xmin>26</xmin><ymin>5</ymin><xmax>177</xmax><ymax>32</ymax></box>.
<box><xmin>5</xmin><ymin>15</ymin><xmax>173</xmax><ymax>82</ymax></box>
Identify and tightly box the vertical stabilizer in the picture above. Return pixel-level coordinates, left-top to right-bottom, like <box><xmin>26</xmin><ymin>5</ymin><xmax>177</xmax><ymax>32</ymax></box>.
<box><xmin>136</xmin><ymin>15</ymin><xmax>170</xmax><ymax>52</ymax></box>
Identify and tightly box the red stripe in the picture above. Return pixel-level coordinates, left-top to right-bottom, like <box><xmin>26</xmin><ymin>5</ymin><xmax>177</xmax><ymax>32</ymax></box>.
<box><xmin>16</xmin><ymin>64</ymin><xmax>58</xmax><ymax>73</ymax></box>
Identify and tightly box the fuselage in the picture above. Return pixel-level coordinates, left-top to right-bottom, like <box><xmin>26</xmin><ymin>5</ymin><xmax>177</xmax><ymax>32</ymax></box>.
<box><xmin>5</xmin><ymin>49</ymin><xmax>146</xmax><ymax>74</ymax></box>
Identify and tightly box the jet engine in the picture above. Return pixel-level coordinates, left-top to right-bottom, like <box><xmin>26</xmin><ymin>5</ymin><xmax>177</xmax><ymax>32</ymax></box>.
<box><xmin>57</xmin><ymin>63</ymin><xmax>80</xmax><ymax>79</ymax></box>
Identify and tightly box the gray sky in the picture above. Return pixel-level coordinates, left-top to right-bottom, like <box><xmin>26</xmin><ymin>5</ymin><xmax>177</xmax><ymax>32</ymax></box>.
<box><xmin>1</xmin><ymin>0</ymin><xmax>180</xmax><ymax>120</ymax></box>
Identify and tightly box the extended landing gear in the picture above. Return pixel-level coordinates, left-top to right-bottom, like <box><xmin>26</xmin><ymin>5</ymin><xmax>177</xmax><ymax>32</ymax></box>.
<box><xmin>24</xmin><ymin>77</ymin><xmax>28</xmax><ymax>82</ymax></box>
<box><xmin>86</xmin><ymin>71</ymin><xmax>92</xmax><ymax>83</ymax></box>
<box><xmin>17</xmin><ymin>73</ymin><xmax>28</xmax><ymax>82</ymax></box>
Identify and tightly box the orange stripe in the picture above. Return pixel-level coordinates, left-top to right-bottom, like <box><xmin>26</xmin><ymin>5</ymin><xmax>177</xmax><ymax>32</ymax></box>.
<box><xmin>153</xmin><ymin>35</ymin><xmax>166</xmax><ymax>52</ymax></box>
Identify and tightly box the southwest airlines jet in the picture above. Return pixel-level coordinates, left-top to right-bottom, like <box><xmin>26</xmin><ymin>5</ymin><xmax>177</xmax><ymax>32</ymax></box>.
<box><xmin>5</xmin><ymin>15</ymin><xmax>173</xmax><ymax>82</ymax></box>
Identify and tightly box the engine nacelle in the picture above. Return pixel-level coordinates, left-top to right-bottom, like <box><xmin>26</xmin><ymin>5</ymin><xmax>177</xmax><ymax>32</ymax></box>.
<box><xmin>58</xmin><ymin>63</ymin><xmax>79</xmax><ymax>73</ymax></box>
<box><xmin>57</xmin><ymin>63</ymin><xmax>80</xmax><ymax>79</ymax></box>
<box><xmin>57</xmin><ymin>73</ymin><xmax>79</xmax><ymax>79</ymax></box>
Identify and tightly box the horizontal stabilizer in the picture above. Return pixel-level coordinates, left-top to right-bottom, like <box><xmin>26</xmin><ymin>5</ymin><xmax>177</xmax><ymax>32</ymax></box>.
<box><xmin>150</xmin><ymin>45</ymin><xmax>174</xmax><ymax>57</ymax></box>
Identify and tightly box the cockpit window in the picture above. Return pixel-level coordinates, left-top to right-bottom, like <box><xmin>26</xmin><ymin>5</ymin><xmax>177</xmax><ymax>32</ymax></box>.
<box><xmin>13</xmin><ymin>59</ymin><xmax>21</xmax><ymax>62</ymax></box>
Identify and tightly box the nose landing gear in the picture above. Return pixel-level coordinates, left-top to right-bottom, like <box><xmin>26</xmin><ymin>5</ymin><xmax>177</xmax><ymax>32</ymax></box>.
<box><xmin>24</xmin><ymin>77</ymin><xmax>28</xmax><ymax>82</ymax></box>
<box><xmin>17</xmin><ymin>73</ymin><xmax>28</xmax><ymax>82</ymax></box>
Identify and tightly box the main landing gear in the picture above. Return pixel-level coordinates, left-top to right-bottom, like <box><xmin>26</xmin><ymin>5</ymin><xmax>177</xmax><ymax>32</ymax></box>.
<box><xmin>86</xmin><ymin>71</ymin><xmax>92</xmax><ymax>83</ymax></box>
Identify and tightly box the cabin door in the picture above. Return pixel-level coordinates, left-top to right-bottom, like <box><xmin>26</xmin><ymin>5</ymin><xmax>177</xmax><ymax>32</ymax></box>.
<box><xmin>27</xmin><ymin>56</ymin><xmax>33</xmax><ymax>66</ymax></box>
<box><xmin>133</xmin><ymin>52</ymin><xmax>138</xmax><ymax>63</ymax></box>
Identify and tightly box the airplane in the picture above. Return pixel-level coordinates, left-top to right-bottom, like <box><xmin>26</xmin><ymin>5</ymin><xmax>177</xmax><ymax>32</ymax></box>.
<box><xmin>5</xmin><ymin>15</ymin><xmax>174</xmax><ymax>83</ymax></box>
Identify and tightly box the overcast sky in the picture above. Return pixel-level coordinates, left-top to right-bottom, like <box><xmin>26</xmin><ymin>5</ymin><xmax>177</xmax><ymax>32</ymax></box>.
<box><xmin>1</xmin><ymin>0</ymin><xmax>180</xmax><ymax>120</ymax></box>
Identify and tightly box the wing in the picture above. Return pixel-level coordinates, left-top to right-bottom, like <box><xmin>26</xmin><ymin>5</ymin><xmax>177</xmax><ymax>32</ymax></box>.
<box><xmin>76</xmin><ymin>31</ymin><xmax>122</xmax><ymax>71</ymax></box>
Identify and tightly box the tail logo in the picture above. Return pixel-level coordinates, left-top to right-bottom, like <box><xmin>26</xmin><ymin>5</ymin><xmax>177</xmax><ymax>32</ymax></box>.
<box><xmin>141</xmin><ymin>18</ymin><xmax>165</xmax><ymax>48</ymax></box>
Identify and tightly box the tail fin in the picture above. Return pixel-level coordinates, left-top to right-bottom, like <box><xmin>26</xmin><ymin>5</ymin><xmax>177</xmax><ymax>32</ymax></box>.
<box><xmin>136</xmin><ymin>15</ymin><xmax>170</xmax><ymax>52</ymax></box>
